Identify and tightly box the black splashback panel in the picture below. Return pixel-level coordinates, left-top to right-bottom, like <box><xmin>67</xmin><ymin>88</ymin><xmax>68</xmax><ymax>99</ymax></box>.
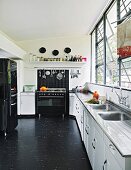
<box><xmin>37</xmin><ymin>70</ymin><xmax>69</xmax><ymax>90</ymax></box>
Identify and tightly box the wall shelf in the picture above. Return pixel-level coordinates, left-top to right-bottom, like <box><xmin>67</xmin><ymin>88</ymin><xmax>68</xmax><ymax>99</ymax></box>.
<box><xmin>24</xmin><ymin>61</ymin><xmax>87</xmax><ymax>68</ymax></box>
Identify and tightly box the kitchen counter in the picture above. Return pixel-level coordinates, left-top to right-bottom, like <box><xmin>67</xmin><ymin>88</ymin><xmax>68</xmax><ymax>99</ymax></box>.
<box><xmin>75</xmin><ymin>92</ymin><xmax>131</xmax><ymax>157</ymax></box>
<box><xmin>21</xmin><ymin>92</ymin><xmax>35</xmax><ymax>94</ymax></box>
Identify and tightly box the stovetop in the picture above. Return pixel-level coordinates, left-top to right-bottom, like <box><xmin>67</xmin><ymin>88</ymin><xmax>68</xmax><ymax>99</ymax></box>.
<box><xmin>46</xmin><ymin>88</ymin><xmax>66</xmax><ymax>92</ymax></box>
<box><xmin>37</xmin><ymin>88</ymin><xmax>66</xmax><ymax>93</ymax></box>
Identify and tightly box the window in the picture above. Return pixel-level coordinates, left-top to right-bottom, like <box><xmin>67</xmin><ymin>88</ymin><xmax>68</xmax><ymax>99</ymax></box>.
<box><xmin>91</xmin><ymin>0</ymin><xmax>131</xmax><ymax>89</ymax></box>
<box><xmin>91</xmin><ymin>1</ymin><xmax>117</xmax><ymax>85</ymax></box>
<box><xmin>96</xmin><ymin>20</ymin><xmax>104</xmax><ymax>84</ymax></box>
<box><xmin>106</xmin><ymin>1</ymin><xmax>118</xmax><ymax>85</ymax></box>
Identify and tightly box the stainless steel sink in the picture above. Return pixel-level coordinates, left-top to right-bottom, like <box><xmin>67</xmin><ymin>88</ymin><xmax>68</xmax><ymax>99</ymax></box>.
<box><xmin>90</xmin><ymin>103</ymin><xmax>116</xmax><ymax>111</ymax></box>
<box><xmin>89</xmin><ymin>104</ymin><xmax>106</xmax><ymax>109</ymax></box>
<box><xmin>98</xmin><ymin>112</ymin><xmax>131</xmax><ymax>121</ymax></box>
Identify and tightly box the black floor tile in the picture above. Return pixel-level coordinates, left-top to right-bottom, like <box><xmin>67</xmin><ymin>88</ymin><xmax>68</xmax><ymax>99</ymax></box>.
<box><xmin>0</xmin><ymin>117</ymin><xmax>92</xmax><ymax>170</ymax></box>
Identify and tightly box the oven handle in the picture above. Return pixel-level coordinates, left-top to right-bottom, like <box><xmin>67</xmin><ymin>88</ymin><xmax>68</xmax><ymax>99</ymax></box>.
<box><xmin>11</xmin><ymin>102</ymin><xmax>17</xmax><ymax>106</ymax></box>
<box><xmin>11</xmin><ymin>94</ymin><xmax>17</xmax><ymax>97</ymax></box>
<box><xmin>38</xmin><ymin>96</ymin><xmax>65</xmax><ymax>98</ymax></box>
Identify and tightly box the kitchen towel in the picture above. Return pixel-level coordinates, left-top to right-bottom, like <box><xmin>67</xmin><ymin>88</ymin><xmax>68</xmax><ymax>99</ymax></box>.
<box><xmin>117</xmin><ymin>19</ymin><xmax>131</xmax><ymax>58</ymax></box>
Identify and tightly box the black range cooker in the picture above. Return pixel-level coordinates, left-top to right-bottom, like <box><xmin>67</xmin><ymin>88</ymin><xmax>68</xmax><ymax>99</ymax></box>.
<box><xmin>36</xmin><ymin>88</ymin><xmax>66</xmax><ymax>117</ymax></box>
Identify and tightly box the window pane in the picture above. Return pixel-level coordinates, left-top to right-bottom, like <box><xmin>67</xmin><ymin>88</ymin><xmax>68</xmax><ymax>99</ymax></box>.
<box><xmin>91</xmin><ymin>30</ymin><xmax>96</xmax><ymax>83</ymax></box>
<box><xmin>96</xmin><ymin>41</ymin><xmax>104</xmax><ymax>84</ymax></box>
<box><xmin>121</xmin><ymin>58</ymin><xmax>131</xmax><ymax>88</ymax></box>
<box><xmin>97</xmin><ymin>41</ymin><xmax>104</xmax><ymax>65</ymax></box>
<box><xmin>106</xmin><ymin>2</ymin><xmax>118</xmax><ymax>85</ymax></box>
<box><xmin>97</xmin><ymin>20</ymin><xmax>104</xmax><ymax>42</ymax></box>
<box><xmin>120</xmin><ymin>0</ymin><xmax>131</xmax><ymax>18</ymax></box>
<box><xmin>96</xmin><ymin>19</ymin><xmax>104</xmax><ymax>84</ymax></box>
<box><xmin>97</xmin><ymin>66</ymin><xmax>104</xmax><ymax>84</ymax></box>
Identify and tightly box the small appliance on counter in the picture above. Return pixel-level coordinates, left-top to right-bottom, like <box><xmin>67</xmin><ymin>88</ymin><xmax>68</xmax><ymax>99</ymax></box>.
<box><xmin>23</xmin><ymin>85</ymin><xmax>36</xmax><ymax>92</ymax></box>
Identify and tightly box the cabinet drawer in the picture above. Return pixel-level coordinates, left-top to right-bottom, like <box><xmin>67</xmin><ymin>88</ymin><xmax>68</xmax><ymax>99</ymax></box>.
<box><xmin>104</xmin><ymin>134</ymin><xmax>124</xmax><ymax>169</ymax></box>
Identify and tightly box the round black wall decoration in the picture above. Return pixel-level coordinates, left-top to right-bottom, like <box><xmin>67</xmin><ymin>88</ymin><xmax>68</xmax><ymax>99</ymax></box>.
<box><xmin>64</xmin><ymin>47</ymin><xmax>71</xmax><ymax>54</ymax></box>
<box><xmin>52</xmin><ymin>50</ymin><xmax>59</xmax><ymax>56</ymax></box>
<box><xmin>39</xmin><ymin>47</ymin><xmax>46</xmax><ymax>53</ymax></box>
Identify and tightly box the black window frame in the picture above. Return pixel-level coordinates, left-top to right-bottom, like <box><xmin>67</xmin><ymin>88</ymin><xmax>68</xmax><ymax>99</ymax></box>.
<box><xmin>91</xmin><ymin>0</ymin><xmax>131</xmax><ymax>88</ymax></box>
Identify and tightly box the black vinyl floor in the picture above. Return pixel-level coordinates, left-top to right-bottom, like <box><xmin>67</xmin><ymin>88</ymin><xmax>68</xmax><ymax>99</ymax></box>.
<box><xmin>0</xmin><ymin>117</ymin><xmax>92</xmax><ymax>170</ymax></box>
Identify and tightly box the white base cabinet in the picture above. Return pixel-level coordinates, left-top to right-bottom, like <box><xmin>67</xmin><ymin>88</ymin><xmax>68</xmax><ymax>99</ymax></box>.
<box><xmin>69</xmin><ymin>93</ymin><xmax>75</xmax><ymax>116</ymax></box>
<box><xmin>72</xmin><ymin>94</ymin><xmax>131</xmax><ymax>170</ymax></box>
<box><xmin>84</xmin><ymin>108</ymin><xmax>105</xmax><ymax>170</ymax></box>
<box><xmin>105</xmin><ymin>145</ymin><xmax>122</xmax><ymax>170</ymax></box>
<box><xmin>93</xmin><ymin>123</ymin><xmax>105</xmax><ymax>170</ymax></box>
<box><xmin>74</xmin><ymin>98</ymin><xmax>84</xmax><ymax>140</ymax></box>
<box><xmin>20</xmin><ymin>92</ymin><xmax>35</xmax><ymax>115</ymax></box>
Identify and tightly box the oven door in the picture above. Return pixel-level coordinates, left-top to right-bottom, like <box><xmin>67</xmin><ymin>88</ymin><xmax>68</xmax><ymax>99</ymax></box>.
<box><xmin>36</xmin><ymin>95</ymin><xmax>66</xmax><ymax>116</ymax></box>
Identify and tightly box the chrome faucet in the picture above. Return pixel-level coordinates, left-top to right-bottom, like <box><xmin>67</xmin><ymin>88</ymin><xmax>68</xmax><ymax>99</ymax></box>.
<box><xmin>115</xmin><ymin>88</ymin><xmax>129</xmax><ymax>108</ymax></box>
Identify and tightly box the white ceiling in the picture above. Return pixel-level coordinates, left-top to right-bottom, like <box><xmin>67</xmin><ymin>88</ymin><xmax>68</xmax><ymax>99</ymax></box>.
<box><xmin>0</xmin><ymin>0</ymin><xmax>109</xmax><ymax>41</ymax></box>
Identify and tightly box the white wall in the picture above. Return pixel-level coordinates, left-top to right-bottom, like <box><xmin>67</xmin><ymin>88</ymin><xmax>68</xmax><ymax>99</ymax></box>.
<box><xmin>18</xmin><ymin>35</ymin><xmax>91</xmax><ymax>60</ymax></box>
<box><xmin>17</xmin><ymin>35</ymin><xmax>91</xmax><ymax>90</ymax></box>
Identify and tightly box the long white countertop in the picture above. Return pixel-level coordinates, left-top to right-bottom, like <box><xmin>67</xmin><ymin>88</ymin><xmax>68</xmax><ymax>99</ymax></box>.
<box><xmin>75</xmin><ymin>92</ymin><xmax>131</xmax><ymax>157</ymax></box>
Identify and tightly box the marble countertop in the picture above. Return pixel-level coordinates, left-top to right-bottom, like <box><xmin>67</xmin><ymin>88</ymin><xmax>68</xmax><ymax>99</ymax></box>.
<box><xmin>75</xmin><ymin>92</ymin><xmax>131</xmax><ymax>157</ymax></box>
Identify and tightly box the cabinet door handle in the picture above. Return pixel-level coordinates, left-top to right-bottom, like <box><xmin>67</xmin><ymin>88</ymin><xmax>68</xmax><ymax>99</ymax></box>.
<box><xmin>109</xmin><ymin>144</ymin><xmax>115</xmax><ymax>151</ymax></box>
<box><xmin>85</xmin><ymin>128</ymin><xmax>88</xmax><ymax>134</ymax></box>
<box><xmin>87</xmin><ymin>126</ymin><xmax>90</xmax><ymax>134</ymax></box>
<box><xmin>103</xmin><ymin>160</ymin><xmax>107</xmax><ymax>170</ymax></box>
<box><xmin>93</xmin><ymin>138</ymin><xmax>96</xmax><ymax>148</ymax></box>
<box><xmin>92</xmin><ymin>142</ymin><xmax>95</xmax><ymax>149</ymax></box>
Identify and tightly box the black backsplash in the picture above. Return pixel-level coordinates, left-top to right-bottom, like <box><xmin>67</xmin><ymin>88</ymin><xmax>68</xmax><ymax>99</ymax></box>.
<box><xmin>37</xmin><ymin>70</ymin><xmax>69</xmax><ymax>90</ymax></box>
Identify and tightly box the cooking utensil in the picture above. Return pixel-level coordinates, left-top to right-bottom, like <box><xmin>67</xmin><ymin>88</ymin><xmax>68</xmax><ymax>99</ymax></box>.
<box><xmin>50</xmin><ymin>70</ymin><xmax>53</xmax><ymax>77</ymax></box>
<box><xmin>45</xmin><ymin>71</ymin><xmax>50</xmax><ymax>75</ymax></box>
<box><xmin>39</xmin><ymin>70</ymin><xmax>41</xmax><ymax>77</ymax></box>
<box><xmin>52</xmin><ymin>69</ymin><xmax>55</xmax><ymax>74</ymax></box>
<box><xmin>77</xmin><ymin>70</ymin><xmax>81</xmax><ymax>75</ymax></box>
<box><xmin>42</xmin><ymin>70</ymin><xmax>46</xmax><ymax>79</ymax></box>
<box><xmin>57</xmin><ymin>70</ymin><xmax>63</xmax><ymax>80</ymax></box>
<box><xmin>63</xmin><ymin>70</ymin><xmax>65</xmax><ymax>78</ymax></box>
<box><xmin>55</xmin><ymin>70</ymin><xmax>57</xmax><ymax>74</ymax></box>
<box><xmin>61</xmin><ymin>70</ymin><xmax>65</xmax><ymax>78</ymax></box>
<box><xmin>61</xmin><ymin>70</ymin><xmax>64</xmax><ymax>74</ymax></box>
